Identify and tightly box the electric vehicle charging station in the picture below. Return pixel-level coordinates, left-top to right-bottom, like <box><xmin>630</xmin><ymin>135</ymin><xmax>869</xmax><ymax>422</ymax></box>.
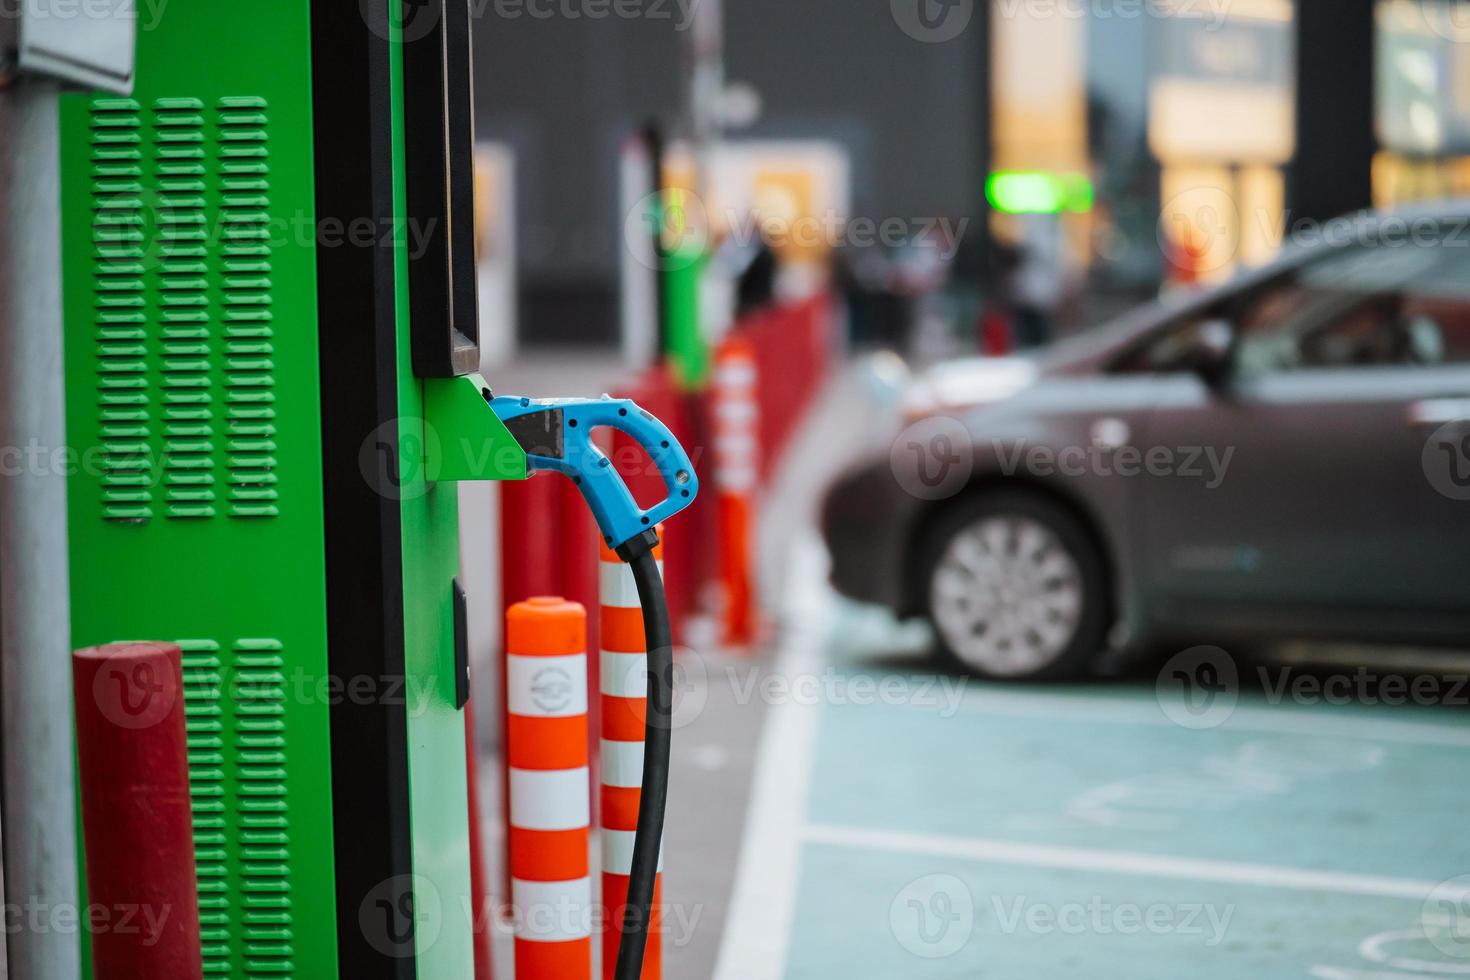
<box><xmin>53</xmin><ymin>1</ymin><xmax>698</xmax><ymax>977</ymax></box>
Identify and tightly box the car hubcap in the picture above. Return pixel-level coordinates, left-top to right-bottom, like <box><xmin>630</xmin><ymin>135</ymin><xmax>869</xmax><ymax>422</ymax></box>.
<box><xmin>930</xmin><ymin>515</ymin><xmax>1084</xmax><ymax>676</ymax></box>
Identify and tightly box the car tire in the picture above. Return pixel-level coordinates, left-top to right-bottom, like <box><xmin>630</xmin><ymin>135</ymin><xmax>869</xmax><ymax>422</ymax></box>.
<box><xmin>919</xmin><ymin>490</ymin><xmax>1109</xmax><ymax>682</ymax></box>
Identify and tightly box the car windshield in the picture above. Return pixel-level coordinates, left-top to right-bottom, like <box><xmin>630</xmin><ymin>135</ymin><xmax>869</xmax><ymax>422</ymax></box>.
<box><xmin>1115</xmin><ymin>224</ymin><xmax>1470</xmax><ymax>375</ymax></box>
<box><xmin>1235</xmin><ymin>240</ymin><xmax>1468</xmax><ymax>374</ymax></box>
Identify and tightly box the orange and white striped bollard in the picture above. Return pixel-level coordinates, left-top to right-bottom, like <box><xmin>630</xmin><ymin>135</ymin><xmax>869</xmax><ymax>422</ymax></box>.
<box><xmin>507</xmin><ymin>597</ymin><xmax>593</xmax><ymax>979</ymax></box>
<box><xmin>599</xmin><ymin>536</ymin><xmax>663</xmax><ymax>980</ymax></box>
<box><xmin>713</xmin><ymin>336</ymin><xmax>759</xmax><ymax>647</ymax></box>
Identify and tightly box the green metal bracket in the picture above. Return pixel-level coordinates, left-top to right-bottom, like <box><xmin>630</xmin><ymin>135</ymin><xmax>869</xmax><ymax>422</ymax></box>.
<box><xmin>423</xmin><ymin>373</ymin><xmax>528</xmax><ymax>481</ymax></box>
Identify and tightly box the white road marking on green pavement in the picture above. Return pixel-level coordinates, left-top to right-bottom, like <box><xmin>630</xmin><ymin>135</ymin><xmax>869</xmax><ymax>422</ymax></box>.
<box><xmin>712</xmin><ymin>536</ymin><xmax>832</xmax><ymax>980</ymax></box>
<box><xmin>803</xmin><ymin>823</ymin><xmax>1470</xmax><ymax>901</ymax></box>
<box><xmin>958</xmin><ymin>689</ymin><xmax>1470</xmax><ymax>747</ymax></box>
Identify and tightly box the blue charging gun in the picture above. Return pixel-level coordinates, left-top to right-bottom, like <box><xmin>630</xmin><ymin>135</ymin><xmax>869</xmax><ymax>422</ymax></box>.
<box><xmin>489</xmin><ymin>393</ymin><xmax>700</xmax><ymax>552</ymax></box>
<box><xmin>490</xmin><ymin>391</ymin><xmax>693</xmax><ymax>980</ymax></box>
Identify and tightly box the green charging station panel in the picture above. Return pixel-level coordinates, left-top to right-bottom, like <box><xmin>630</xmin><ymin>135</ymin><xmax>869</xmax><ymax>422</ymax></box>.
<box><xmin>59</xmin><ymin>2</ymin><xmax>517</xmax><ymax>977</ymax></box>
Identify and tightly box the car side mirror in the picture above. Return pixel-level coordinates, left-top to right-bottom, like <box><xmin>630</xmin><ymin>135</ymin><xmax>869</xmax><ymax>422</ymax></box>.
<box><xmin>1180</xmin><ymin>318</ymin><xmax>1235</xmax><ymax>388</ymax></box>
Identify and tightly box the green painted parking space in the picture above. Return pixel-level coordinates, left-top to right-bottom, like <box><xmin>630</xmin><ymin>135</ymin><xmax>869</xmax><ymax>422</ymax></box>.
<box><xmin>776</xmin><ymin>603</ymin><xmax>1470</xmax><ymax>976</ymax></box>
<box><xmin>785</xmin><ymin>844</ymin><xmax>1458</xmax><ymax>979</ymax></box>
<box><xmin>806</xmin><ymin>681</ymin><xmax>1470</xmax><ymax>881</ymax></box>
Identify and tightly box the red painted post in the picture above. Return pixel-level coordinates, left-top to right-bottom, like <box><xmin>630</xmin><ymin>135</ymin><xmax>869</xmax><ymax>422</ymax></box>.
<box><xmin>502</xmin><ymin>476</ymin><xmax>563</xmax><ymax>600</ymax></box>
<box><xmin>71</xmin><ymin>642</ymin><xmax>202</xmax><ymax>980</ymax></box>
<box><xmin>559</xmin><ymin>473</ymin><xmax>602</xmax><ymax>812</ymax></box>
<box><xmin>499</xmin><ymin>475</ymin><xmax>563</xmax><ymax>902</ymax></box>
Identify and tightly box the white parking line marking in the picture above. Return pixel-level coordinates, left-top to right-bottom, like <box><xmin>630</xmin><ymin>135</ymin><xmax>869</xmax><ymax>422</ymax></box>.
<box><xmin>957</xmin><ymin>690</ymin><xmax>1470</xmax><ymax>747</ymax></box>
<box><xmin>711</xmin><ymin>536</ymin><xmax>832</xmax><ymax>980</ymax></box>
<box><xmin>803</xmin><ymin>823</ymin><xmax>1470</xmax><ymax>901</ymax></box>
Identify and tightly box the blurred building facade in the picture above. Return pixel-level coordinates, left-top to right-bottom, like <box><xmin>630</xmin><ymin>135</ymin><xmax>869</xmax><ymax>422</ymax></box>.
<box><xmin>998</xmin><ymin>0</ymin><xmax>1470</xmax><ymax>314</ymax></box>
<box><xmin>1375</xmin><ymin>0</ymin><xmax>1470</xmax><ymax>206</ymax></box>
<box><xmin>992</xmin><ymin>0</ymin><xmax>1297</xmax><ymax>306</ymax></box>
<box><xmin>473</xmin><ymin>0</ymin><xmax>985</xmax><ymax>345</ymax></box>
<box><xmin>473</xmin><ymin>0</ymin><xmax>1470</xmax><ymax>346</ymax></box>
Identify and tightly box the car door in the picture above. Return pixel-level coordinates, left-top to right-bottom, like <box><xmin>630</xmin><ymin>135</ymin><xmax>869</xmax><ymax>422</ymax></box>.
<box><xmin>1139</xmin><ymin>236</ymin><xmax>1470</xmax><ymax>624</ymax></box>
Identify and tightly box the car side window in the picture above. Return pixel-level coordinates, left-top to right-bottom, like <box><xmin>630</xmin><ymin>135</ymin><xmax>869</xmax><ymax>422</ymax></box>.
<box><xmin>1233</xmin><ymin>236</ymin><xmax>1470</xmax><ymax>377</ymax></box>
<box><xmin>1114</xmin><ymin>315</ymin><xmax>1217</xmax><ymax>373</ymax></box>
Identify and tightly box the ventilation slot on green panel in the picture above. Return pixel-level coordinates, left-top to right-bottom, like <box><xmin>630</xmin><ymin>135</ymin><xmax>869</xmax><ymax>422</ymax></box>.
<box><xmin>91</xmin><ymin>97</ymin><xmax>153</xmax><ymax>523</ymax></box>
<box><xmin>182</xmin><ymin>636</ymin><xmax>296</xmax><ymax>979</ymax></box>
<box><xmin>180</xmin><ymin>638</ymin><xmax>230</xmax><ymax>978</ymax></box>
<box><xmin>218</xmin><ymin>97</ymin><xmax>279</xmax><ymax>520</ymax></box>
<box><xmin>232</xmin><ymin>637</ymin><xmax>292</xmax><ymax>977</ymax></box>
<box><xmin>155</xmin><ymin>97</ymin><xmax>216</xmax><ymax>520</ymax></box>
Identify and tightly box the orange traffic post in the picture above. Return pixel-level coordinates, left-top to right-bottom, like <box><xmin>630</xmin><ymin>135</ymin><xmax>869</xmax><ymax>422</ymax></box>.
<box><xmin>507</xmin><ymin>598</ymin><xmax>593</xmax><ymax>979</ymax></box>
<box><xmin>598</xmin><ymin>536</ymin><xmax>664</xmax><ymax>980</ymax></box>
<box><xmin>712</xmin><ymin>336</ymin><xmax>759</xmax><ymax>648</ymax></box>
<box><xmin>71</xmin><ymin>642</ymin><xmax>203</xmax><ymax>980</ymax></box>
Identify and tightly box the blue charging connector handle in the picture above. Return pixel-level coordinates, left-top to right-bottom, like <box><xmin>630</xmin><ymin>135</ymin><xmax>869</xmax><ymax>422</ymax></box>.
<box><xmin>489</xmin><ymin>394</ymin><xmax>700</xmax><ymax>549</ymax></box>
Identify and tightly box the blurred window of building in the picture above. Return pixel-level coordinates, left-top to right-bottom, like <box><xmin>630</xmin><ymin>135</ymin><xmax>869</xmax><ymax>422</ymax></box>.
<box><xmin>990</xmin><ymin>0</ymin><xmax>1092</xmax><ymax>318</ymax></box>
<box><xmin>1083</xmin><ymin>0</ymin><xmax>1156</xmax><ymax>299</ymax></box>
<box><xmin>474</xmin><ymin>144</ymin><xmax>519</xmax><ymax>367</ymax></box>
<box><xmin>992</xmin><ymin>2</ymin><xmax>1089</xmax><ymax>179</ymax></box>
<box><xmin>1374</xmin><ymin>0</ymin><xmax>1470</xmax><ymax>207</ymax></box>
<box><xmin>1150</xmin><ymin>0</ymin><xmax>1295</xmax><ymax>286</ymax></box>
<box><xmin>991</xmin><ymin>0</ymin><xmax>1300</xmax><ymax>317</ymax></box>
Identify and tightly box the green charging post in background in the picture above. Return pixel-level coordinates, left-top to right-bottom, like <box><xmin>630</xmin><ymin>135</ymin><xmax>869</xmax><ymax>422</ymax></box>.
<box><xmin>663</xmin><ymin>242</ymin><xmax>710</xmax><ymax>391</ymax></box>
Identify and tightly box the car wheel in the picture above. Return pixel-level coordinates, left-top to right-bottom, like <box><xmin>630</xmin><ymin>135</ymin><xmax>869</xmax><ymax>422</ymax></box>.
<box><xmin>920</xmin><ymin>491</ymin><xmax>1108</xmax><ymax>681</ymax></box>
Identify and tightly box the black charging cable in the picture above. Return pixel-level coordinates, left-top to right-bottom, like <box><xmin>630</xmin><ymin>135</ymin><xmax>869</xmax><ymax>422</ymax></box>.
<box><xmin>612</xmin><ymin>528</ymin><xmax>672</xmax><ymax>980</ymax></box>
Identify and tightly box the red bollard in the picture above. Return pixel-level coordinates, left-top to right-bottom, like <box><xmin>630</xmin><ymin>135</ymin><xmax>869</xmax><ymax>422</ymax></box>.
<box><xmin>500</xmin><ymin>475</ymin><xmax>563</xmax><ymax>902</ymax></box>
<box><xmin>980</xmin><ymin>308</ymin><xmax>1014</xmax><ymax>357</ymax></box>
<box><xmin>502</xmin><ymin>476</ymin><xmax>563</xmax><ymax>600</ymax></box>
<box><xmin>71</xmin><ymin>642</ymin><xmax>202</xmax><ymax>980</ymax></box>
<box><xmin>559</xmin><ymin>473</ymin><xmax>603</xmax><ymax>807</ymax></box>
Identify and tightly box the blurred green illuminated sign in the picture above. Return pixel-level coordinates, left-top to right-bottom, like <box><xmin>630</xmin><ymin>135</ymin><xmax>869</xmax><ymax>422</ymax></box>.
<box><xmin>986</xmin><ymin>171</ymin><xmax>1094</xmax><ymax>215</ymax></box>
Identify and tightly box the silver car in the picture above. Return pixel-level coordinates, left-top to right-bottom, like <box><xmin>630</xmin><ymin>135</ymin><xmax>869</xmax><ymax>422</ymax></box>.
<box><xmin>821</xmin><ymin>202</ymin><xmax>1470</xmax><ymax>680</ymax></box>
